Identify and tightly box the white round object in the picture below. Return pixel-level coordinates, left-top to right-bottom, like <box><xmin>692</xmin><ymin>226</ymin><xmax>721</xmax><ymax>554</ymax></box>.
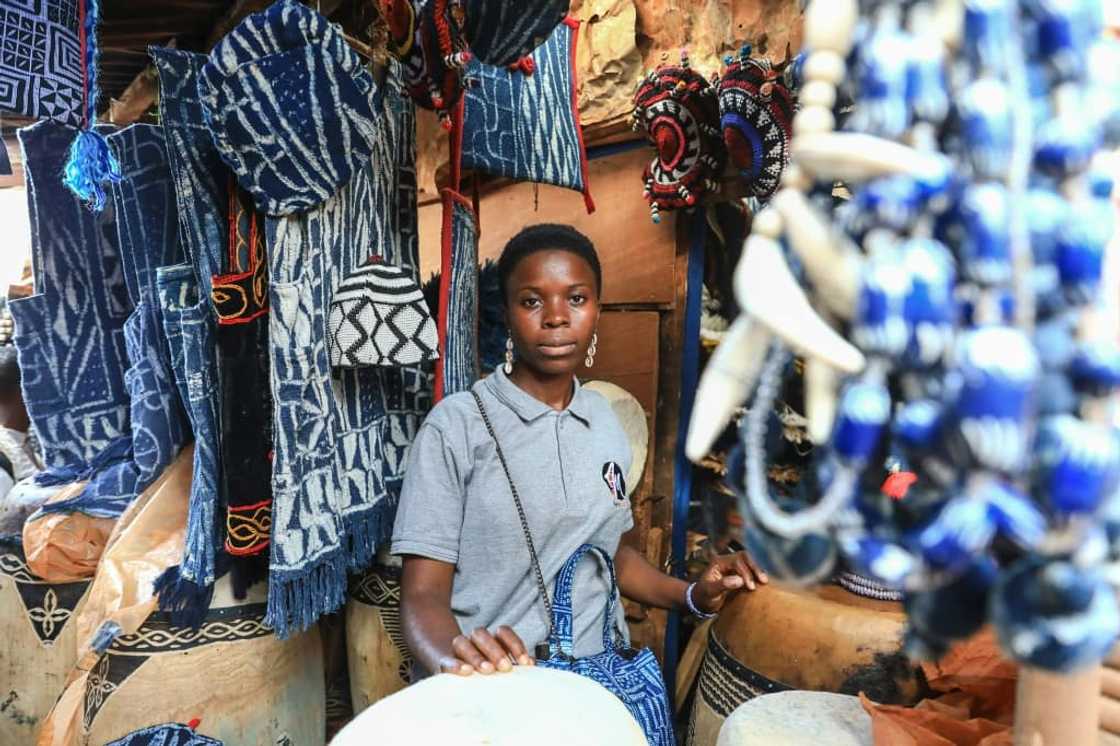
<box><xmin>803</xmin><ymin>51</ymin><xmax>847</xmax><ymax>86</ymax></box>
<box><xmin>333</xmin><ymin>666</ymin><xmax>647</xmax><ymax>746</ymax></box>
<box><xmin>798</xmin><ymin>80</ymin><xmax>837</xmax><ymax>109</ymax></box>
<box><xmin>794</xmin><ymin>105</ymin><xmax>836</xmax><ymax>137</ymax></box>
<box><xmin>584</xmin><ymin>380</ymin><xmax>649</xmax><ymax>498</ymax></box>
<box><xmin>804</xmin><ymin>0</ymin><xmax>859</xmax><ymax>55</ymax></box>
<box><xmin>716</xmin><ymin>691</ymin><xmax>872</xmax><ymax>746</ymax></box>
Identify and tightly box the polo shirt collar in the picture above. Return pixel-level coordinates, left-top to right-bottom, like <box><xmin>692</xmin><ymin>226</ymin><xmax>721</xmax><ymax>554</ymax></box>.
<box><xmin>486</xmin><ymin>367</ymin><xmax>592</xmax><ymax>425</ymax></box>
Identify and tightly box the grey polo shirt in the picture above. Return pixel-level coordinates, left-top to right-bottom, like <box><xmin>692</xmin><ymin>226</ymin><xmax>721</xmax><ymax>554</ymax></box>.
<box><xmin>391</xmin><ymin>367</ymin><xmax>634</xmax><ymax>658</ymax></box>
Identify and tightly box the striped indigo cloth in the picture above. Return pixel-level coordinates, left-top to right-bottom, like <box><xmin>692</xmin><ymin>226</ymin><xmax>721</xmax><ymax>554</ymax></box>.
<box><xmin>462</xmin><ymin>0</ymin><xmax>569</xmax><ymax>67</ymax></box>
<box><xmin>434</xmin><ymin>188</ymin><xmax>480</xmax><ymax>401</ymax></box>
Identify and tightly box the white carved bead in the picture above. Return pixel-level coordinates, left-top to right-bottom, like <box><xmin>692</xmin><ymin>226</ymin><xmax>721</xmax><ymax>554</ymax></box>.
<box><xmin>794</xmin><ymin>105</ymin><xmax>836</xmax><ymax>136</ymax></box>
<box><xmin>804</xmin><ymin>0</ymin><xmax>859</xmax><ymax>55</ymax></box>
<box><xmin>798</xmin><ymin>80</ymin><xmax>836</xmax><ymax>109</ymax></box>
<box><xmin>803</xmin><ymin>50</ymin><xmax>846</xmax><ymax>86</ymax></box>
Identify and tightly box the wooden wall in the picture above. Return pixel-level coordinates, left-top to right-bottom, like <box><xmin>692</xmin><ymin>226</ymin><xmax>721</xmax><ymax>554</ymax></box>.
<box><xmin>417</xmin><ymin>145</ymin><xmax>689</xmax><ymax>655</ymax></box>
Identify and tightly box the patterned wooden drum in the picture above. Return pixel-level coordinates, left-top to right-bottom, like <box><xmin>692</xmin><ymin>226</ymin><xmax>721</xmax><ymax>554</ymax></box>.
<box><xmin>0</xmin><ymin>539</ymin><xmax>89</xmax><ymax>743</ymax></box>
<box><xmin>346</xmin><ymin>555</ymin><xmax>413</xmax><ymax>713</ymax></box>
<box><xmin>687</xmin><ymin>584</ymin><xmax>922</xmax><ymax>746</ymax></box>
<box><xmin>80</xmin><ymin>577</ymin><xmax>325</xmax><ymax>745</ymax></box>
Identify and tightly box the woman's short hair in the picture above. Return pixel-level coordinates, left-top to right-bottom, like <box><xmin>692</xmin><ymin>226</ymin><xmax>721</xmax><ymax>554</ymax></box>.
<box><xmin>497</xmin><ymin>223</ymin><xmax>602</xmax><ymax>304</ymax></box>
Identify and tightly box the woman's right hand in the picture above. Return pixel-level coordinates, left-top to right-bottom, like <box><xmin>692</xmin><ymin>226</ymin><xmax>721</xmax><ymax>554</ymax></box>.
<box><xmin>439</xmin><ymin>625</ymin><xmax>535</xmax><ymax>676</ymax></box>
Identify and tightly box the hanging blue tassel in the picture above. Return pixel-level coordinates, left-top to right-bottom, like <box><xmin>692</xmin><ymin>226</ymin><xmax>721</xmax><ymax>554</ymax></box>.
<box><xmin>62</xmin><ymin>0</ymin><xmax>121</xmax><ymax>210</ymax></box>
<box><xmin>62</xmin><ymin>128</ymin><xmax>121</xmax><ymax>210</ymax></box>
<box><xmin>153</xmin><ymin>564</ymin><xmax>217</xmax><ymax>630</ymax></box>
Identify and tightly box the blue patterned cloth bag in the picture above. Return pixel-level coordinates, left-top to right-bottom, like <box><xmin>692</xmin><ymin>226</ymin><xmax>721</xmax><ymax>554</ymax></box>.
<box><xmin>198</xmin><ymin>0</ymin><xmax>382</xmax><ymax>216</ymax></box>
<box><xmin>0</xmin><ymin>0</ymin><xmax>83</xmax><ymax>126</ymax></box>
<box><xmin>538</xmin><ymin>545</ymin><xmax>675</xmax><ymax>746</ymax></box>
<box><xmin>9</xmin><ymin>119</ymin><xmax>135</xmax><ymax>518</ymax></box>
<box><xmin>434</xmin><ymin>188</ymin><xmax>479</xmax><ymax>400</ymax></box>
<box><xmin>459</xmin><ymin>17</ymin><xmax>593</xmax><ymax>211</ymax></box>
<box><xmin>461</xmin><ymin>0</ymin><xmax>569</xmax><ymax>66</ymax></box>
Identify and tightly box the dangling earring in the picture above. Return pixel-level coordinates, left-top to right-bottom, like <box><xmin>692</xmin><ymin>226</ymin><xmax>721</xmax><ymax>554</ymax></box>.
<box><xmin>504</xmin><ymin>335</ymin><xmax>514</xmax><ymax>374</ymax></box>
<box><xmin>585</xmin><ymin>333</ymin><xmax>598</xmax><ymax>368</ymax></box>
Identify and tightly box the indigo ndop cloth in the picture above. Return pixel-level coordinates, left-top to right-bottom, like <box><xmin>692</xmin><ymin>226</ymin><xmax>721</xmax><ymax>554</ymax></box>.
<box><xmin>458</xmin><ymin>17</ymin><xmax>594</xmax><ymax>212</ymax></box>
<box><xmin>9</xmin><ymin>119</ymin><xmax>136</xmax><ymax>518</ymax></box>
<box><xmin>632</xmin><ymin>52</ymin><xmax>724</xmax><ymax>222</ymax></box>
<box><xmin>461</xmin><ymin>0</ymin><xmax>568</xmax><ymax>66</ymax></box>
<box><xmin>105</xmin><ymin>724</ymin><xmax>222</xmax><ymax>746</ymax></box>
<box><xmin>198</xmin><ymin>0</ymin><xmax>381</xmax><ymax>216</ymax></box>
<box><xmin>328</xmin><ymin>257</ymin><xmax>439</xmax><ymax>369</ymax></box>
<box><xmin>0</xmin><ymin>0</ymin><xmax>83</xmax><ymax>127</ymax></box>
<box><xmin>538</xmin><ymin>544</ymin><xmax>675</xmax><ymax>746</ymax></box>
<box><xmin>718</xmin><ymin>47</ymin><xmax>795</xmax><ymax>202</ymax></box>
<box><xmin>264</xmin><ymin>62</ymin><xmax>430</xmax><ymax>637</ymax></box>
<box><xmin>433</xmin><ymin>188</ymin><xmax>479</xmax><ymax>401</ymax></box>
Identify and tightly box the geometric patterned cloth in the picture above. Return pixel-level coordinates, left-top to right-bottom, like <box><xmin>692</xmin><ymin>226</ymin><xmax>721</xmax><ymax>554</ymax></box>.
<box><xmin>434</xmin><ymin>188</ymin><xmax>479</xmax><ymax>401</ymax></box>
<box><xmin>264</xmin><ymin>62</ymin><xmax>431</xmax><ymax>638</ymax></box>
<box><xmin>718</xmin><ymin>47</ymin><xmax>794</xmax><ymax>202</ymax></box>
<box><xmin>460</xmin><ymin>17</ymin><xmax>593</xmax><ymax>210</ymax></box>
<box><xmin>105</xmin><ymin>724</ymin><xmax>222</xmax><ymax>746</ymax></box>
<box><xmin>327</xmin><ymin>258</ymin><xmax>439</xmax><ymax>368</ymax></box>
<box><xmin>461</xmin><ymin>0</ymin><xmax>569</xmax><ymax>67</ymax></box>
<box><xmin>198</xmin><ymin>0</ymin><xmax>382</xmax><ymax>216</ymax></box>
<box><xmin>538</xmin><ymin>544</ymin><xmax>675</xmax><ymax>746</ymax></box>
<box><xmin>9</xmin><ymin>119</ymin><xmax>134</xmax><ymax>517</ymax></box>
<box><xmin>0</xmin><ymin>0</ymin><xmax>83</xmax><ymax>127</ymax></box>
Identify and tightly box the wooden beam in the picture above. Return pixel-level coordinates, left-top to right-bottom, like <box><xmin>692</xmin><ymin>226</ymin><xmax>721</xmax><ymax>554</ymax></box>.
<box><xmin>106</xmin><ymin>38</ymin><xmax>174</xmax><ymax>126</ymax></box>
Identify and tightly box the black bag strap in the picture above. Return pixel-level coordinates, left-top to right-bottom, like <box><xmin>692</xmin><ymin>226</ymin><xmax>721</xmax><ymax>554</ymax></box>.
<box><xmin>471</xmin><ymin>390</ymin><xmax>555</xmax><ymax>656</ymax></box>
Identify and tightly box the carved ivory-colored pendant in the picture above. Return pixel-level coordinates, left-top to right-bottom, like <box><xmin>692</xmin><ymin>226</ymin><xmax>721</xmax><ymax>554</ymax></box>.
<box><xmin>805</xmin><ymin>355</ymin><xmax>841</xmax><ymax>445</ymax></box>
<box><xmin>686</xmin><ymin>316</ymin><xmax>773</xmax><ymax>462</ymax></box>
<box><xmin>770</xmin><ymin>187</ymin><xmax>863</xmax><ymax>320</ymax></box>
<box><xmin>793</xmin><ymin>132</ymin><xmax>945</xmax><ymax>183</ymax></box>
<box><xmin>735</xmin><ymin>233</ymin><xmax>866</xmax><ymax>375</ymax></box>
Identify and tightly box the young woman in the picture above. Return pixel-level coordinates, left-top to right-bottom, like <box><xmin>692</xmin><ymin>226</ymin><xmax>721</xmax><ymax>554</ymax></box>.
<box><xmin>392</xmin><ymin>224</ymin><xmax>767</xmax><ymax>676</ymax></box>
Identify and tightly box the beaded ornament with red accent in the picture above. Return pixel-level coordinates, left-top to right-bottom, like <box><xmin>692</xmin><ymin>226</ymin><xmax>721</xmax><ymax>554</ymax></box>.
<box><xmin>382</xmin><ymin>0</ymin><xmax>472</xmax><ymax>129</ymax></box>
<box><xmin>631</xmin><ymin>50</ymin><xmax>724</xmax><ymax>223</ymax></box>
<box><xmin>718</xmin><ymin>44</ymin><xmax>796</xmax><ymax>202</ymax></box>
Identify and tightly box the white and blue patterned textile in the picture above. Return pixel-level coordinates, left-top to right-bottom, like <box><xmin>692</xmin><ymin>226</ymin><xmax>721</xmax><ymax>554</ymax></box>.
<box><xmin>265</xmin><ymin>63</ymin><xmax>430</xmax><ymax>637</ymax></box>
<box><xmin>539</xmin><ymin>544</ymin><xmax>675</xmax><ymax>746</ymax></box>
<box><xmin>0</xmin><ymin>0</ymin><xmax>82</xmax><ymax>126</ymax></box>
<box><xmin>434</xmin><ymin>188</ymin><xmax>479</xmax><ymax>400</ymax></box>
<box><xmin>460</xmin><ymin>18</ymin><xmax>592</xmax><ymax>207</ymax></box>
<box><xmin>9</xmin><ymin>119</ymin><xmax>135</xmax><ymax>518</ymax></box>
<box><xmin>462</xmin><ymin>0</ymin><xmax>568</xmax><ymax>67</ymax></box>
<box><xmin>150</xmin><ymin>47</ymin><xmax>229</xmax><ymax>593</ymax></box>
<box><xmin>198</xmin><ymin>0</ymin><xmax>382</xmax><ymax>216</ymax></box>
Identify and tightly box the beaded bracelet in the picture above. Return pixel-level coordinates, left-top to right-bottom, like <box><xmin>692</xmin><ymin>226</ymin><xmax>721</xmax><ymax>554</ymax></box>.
<box><xmin>685</xmin><ymin>582</ymin><xmax>717</xmax><ymax>620</ymax></box>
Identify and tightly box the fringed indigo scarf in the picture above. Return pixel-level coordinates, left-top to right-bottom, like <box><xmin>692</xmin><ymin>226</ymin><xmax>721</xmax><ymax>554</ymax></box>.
<box><xmin>433</xmin><ymin>188</ymin><xmax>480</xmax><ymax>401</ymax></box>
<box><xmin>264</xmin><ymin>63</ymin><xmax>430</xmax><ymax>637</ymax></box>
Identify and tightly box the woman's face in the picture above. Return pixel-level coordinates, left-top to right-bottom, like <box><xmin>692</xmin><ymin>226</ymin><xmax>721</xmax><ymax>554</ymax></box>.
<box><xmin>506</xmin><ymin>249</ymin><xmax>600</xmax><ymax>378</ymax></box>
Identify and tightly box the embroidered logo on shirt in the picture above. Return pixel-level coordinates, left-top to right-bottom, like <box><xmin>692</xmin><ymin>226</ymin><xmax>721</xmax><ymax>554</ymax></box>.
<box><xmin>602</xmin><ymin>462</ymin><xmax>627</xmax><ymax>503</ymax></box>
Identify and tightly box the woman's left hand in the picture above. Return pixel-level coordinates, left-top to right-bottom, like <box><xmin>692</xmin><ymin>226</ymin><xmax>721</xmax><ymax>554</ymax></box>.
<box><xmin>690</xmin><ymin>551</ymin><xmax>768</xmax><ymax>615</ymax></box>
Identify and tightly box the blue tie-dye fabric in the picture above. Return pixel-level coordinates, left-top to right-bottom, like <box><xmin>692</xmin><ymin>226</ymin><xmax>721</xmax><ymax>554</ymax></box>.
<box><xmin>460</xmin><ymin>19</ymin><xmax>591</xmax><ymax>203</ymax></box>
<box><xmin>461</xmin><ymin>0</ymin><xmax>568</xmax><ymax>67</ymax></box>
<box><xmin>9</xmin><ymin>119</ymin><xmax>134</xmax><ymax>517</ymax></box>
<box><xmin>106</xmin><ymin>124</ymin><xmax>191</xmax><ymax>495</ymax></box>
<box><xmin>265</xmin><ymin>63</ymin><xmax>430</xmax><ymax>638</ymax></box>
<box><xmin>150</xmin><ymin>46</ymin><xmax>228</xmax><ymax>590</ymax></box>
<box><xmin>437</xmin><ymin>189</ymin><xmax>479</xmax><ymax>399</ymax></box>
<box><xmin>198</xmin><ymin>0</ymin><xmax>381</xmax><ymax>216</ymax></box>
